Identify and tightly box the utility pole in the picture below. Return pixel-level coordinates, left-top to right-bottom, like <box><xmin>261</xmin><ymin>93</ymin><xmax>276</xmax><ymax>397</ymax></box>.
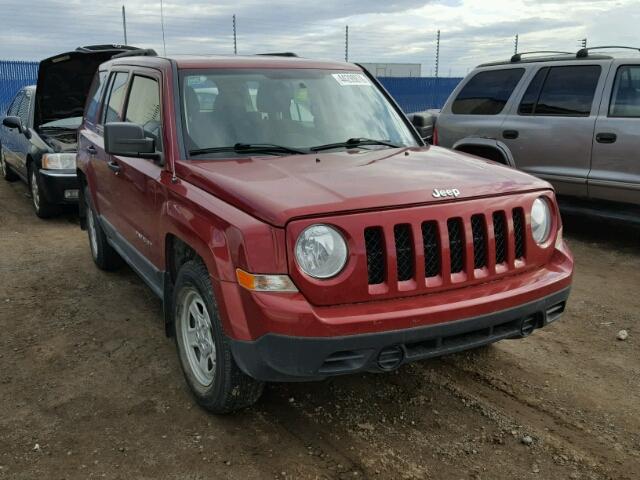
<box><xmin>160</xmin><ymin>0</ymin><xmax>167</xmax><ymax>55</ymax></box>
<box><xmin>121</xmin><ymin>5</ymin><xmax>128</xmax><ymax>45</ymax></box>
<box><xmin>514</xmin><ymin>34</ymin><xmax>518</xmax><ymax>54</ymax></box>
<box><xmin>345</xmin><ymin>25</ymin><xmax>349</xmax><ymax>62</ymax></box>
<box><xmin>434</xmin><ymin>29</ymin><xmax>440</xmax><ymax>78</ymax></box>
<box><xmin>233</xmin><ymin>14</ymin><xmax>237</xmax><ymax>54</ymax></box>
<box><xmin>581</xmin><ymin>38</ymin><xmax>587</xmax><ymax>48</ymax></box>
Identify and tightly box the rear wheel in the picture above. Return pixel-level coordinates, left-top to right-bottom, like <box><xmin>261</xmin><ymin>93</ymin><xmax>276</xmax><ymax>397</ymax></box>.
<box><xmin>84</xmin><ymin>186</ymin><xmax>121</xmax><ymax>270</ymax></box>
<box><xmin>29</xmin><ymin>166</ymin><xmax>55</xmax><ymax>218</ymax></box>
<box><xmin>1</xmin><ymin>146</ymin><xmax>18</xmax><ymax>182</ymax></box>
<box><xmin>174</xmin><ymin>260</ymin><xmax>264</xmax><ymax>413</ymax></box>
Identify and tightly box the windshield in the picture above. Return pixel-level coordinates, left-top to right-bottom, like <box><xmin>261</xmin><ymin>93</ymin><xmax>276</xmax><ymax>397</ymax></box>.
<box><xmin>179</xmin><ymin>69</ymin><xmax>418</xmax><ymax>157</ymax></box>
<box><xmin>40</xmin><ymin>116</ymin><xmax>83</xmax><ymax>129</ymax></box>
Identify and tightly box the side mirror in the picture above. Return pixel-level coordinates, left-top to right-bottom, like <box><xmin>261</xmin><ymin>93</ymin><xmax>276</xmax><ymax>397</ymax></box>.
<box><xmin>104</xmin><ymin>122</ymin><xmax>160</xmax><ymax>161</ymax></box>
<box><xmin>3</xmin><ymin>115</ymin><xmax>23</xmax><ymax>132</ymax></box>
<box><xmin>410</xmin><ymin>113</ymin><xmax>435</xmax><ymax>143</ymax></box>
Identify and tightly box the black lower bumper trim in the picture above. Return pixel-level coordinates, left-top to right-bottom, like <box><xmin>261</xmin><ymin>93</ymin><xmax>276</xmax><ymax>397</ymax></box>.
<box><xmin>229</xmin><ymin>287</ymin><xmax>571</xmax><ymax>382</ymax></box>
<box><xmin>38</xmin><ymin>169</ymin><xmax>79</xmax><ymax>204</ymax></box>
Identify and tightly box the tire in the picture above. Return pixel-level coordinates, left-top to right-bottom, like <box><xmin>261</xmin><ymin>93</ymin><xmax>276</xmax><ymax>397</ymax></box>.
<box><xmin>84</xmin><ymin>186</ymin><xmax>122</xmax><ymax>271</ymax></box>
<box><xmin>0</xmin><ymin>146</ymin><xmax>18</xmax><ymax>182</ymax></box>
<box><xmin>174</xmin><ymin>260</ymin><xmax>264</xmax><ymax>414</ymax></box>
<box><xmin>29</xmin><ymin>166</ymin><xmax>56</xmax><ymax>218</ymax></box>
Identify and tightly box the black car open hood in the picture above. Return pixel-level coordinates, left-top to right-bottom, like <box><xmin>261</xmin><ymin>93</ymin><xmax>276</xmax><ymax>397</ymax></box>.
<box><xmin>34</xmin><ymin>45</ymin><xmax>144</xmax><ymax>128</ymax></box>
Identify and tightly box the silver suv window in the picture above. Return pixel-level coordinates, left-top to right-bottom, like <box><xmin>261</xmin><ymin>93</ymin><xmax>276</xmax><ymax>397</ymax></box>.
<box><xmin>609</xmin><ymin>65</ymin><xmax>640</xmax><ymax>117</ymax></box>
<box><xmin>518</xmin><ymin>65</ymin><xmax>601</xmax><ymax>117</ymax></box>
<box><xmin>451</xmin><ymin>68</ymin><xmax>524</xmax><ymax>115</ymax></box>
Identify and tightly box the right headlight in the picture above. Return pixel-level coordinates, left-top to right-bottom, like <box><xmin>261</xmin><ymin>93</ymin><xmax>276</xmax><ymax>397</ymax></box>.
<box><xmin>531</xmin><ymin>196</ymin><xmax>552</xmax><ymax>245</ymax></box>
<box><xmin>294</xmin><ymin>224</ymin><xmax>348</xmax><ymax>279</ymax></box>
<box><xmin>42</xmin><ymin>153</ymin><xmax>76</xmax><ymax>170</ymax></box>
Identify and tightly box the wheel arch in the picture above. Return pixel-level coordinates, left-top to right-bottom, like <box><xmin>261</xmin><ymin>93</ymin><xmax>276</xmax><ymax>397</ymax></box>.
<box><xmin>452</xmin><ymin>138</ymin><xmax>515</xmax><ymax>167</ymax></box>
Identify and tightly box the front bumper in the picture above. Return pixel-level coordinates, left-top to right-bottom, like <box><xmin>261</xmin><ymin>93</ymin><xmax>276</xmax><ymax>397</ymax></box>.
<box><xmin>229</xmin><ymin>287</ymin><xmax>570</xmax><ymax>382</ymax></box>
<box><xmin>38</xmin><ymin>169</ymin><xmax>79</xmax><ymax>204</ymax></box>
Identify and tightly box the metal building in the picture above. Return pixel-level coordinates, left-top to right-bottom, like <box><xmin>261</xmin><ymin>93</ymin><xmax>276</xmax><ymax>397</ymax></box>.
<box><xmin>359</xmin><ymin>63</ymin><xmax>422</xmax><ymax>77</ymax></box>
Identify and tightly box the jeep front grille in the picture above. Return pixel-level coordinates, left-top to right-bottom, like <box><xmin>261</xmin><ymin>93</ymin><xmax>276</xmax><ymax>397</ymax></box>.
<box><xmin>364</xmin><ymin>207</ymin><xmax>530</xmax><ymax>286</ymax></box>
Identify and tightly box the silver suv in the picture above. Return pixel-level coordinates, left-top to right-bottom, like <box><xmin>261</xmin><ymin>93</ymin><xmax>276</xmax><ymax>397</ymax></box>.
<box><xmin>428</xmin><ymin>47</ymin><xmax>640</xmax><ymax>215</ymax></box>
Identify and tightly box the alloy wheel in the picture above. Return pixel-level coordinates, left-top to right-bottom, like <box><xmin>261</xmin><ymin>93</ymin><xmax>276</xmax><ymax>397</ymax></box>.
<box><xmin>179</xmin><ymin>287</ymin><xmax>217</xmax><ymax>386</ymax></box>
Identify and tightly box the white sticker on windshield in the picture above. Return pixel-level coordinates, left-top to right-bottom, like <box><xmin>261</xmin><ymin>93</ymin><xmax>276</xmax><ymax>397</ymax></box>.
<box><xmin>332</xmin><ymin>73</ymin><xmax>372</xmax><ymax>86</ymax></box>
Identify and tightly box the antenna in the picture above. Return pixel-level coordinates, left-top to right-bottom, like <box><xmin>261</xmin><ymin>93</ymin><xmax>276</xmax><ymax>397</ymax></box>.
<box><xmin>122</xmin><ymin>5</ymin><xmax>128</xmax><ymax>45</ymax></box>
<box><xmin>233</xmin><ymin>14</ymin><xmax>238</xmax><ymax>55</ymax></box>
<box><xmin>160</xmin><ymin>0</ymin><xmax>167</xmax><ymax>55</ymax></box>
<box><xmin>345</xmin><ymin>25</ymin><xmax>349</xmax><ymax>62</ymax></box>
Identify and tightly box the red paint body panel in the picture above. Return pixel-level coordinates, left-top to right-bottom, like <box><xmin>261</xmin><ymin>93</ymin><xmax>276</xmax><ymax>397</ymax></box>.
<box><xmin>77</xmin><ymin>55</ymin><xmax>574</xmax><ymax>346</ymax></box>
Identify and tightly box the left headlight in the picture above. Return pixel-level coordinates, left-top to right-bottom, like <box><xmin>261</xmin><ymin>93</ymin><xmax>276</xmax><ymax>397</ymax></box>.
<box><xmin>531</xmin><ymin>196</ymin><xmax>552</xmax><ymax>245</ymax></box>
<box><xmin>42</xmin><ymin>153</ymin><xmax>76</xmax><ymax>170</ymax></box>
<box><xmin>295</xmin><ymin>224</ymin><xmax>348</xmax><ymax>279</ymax></box>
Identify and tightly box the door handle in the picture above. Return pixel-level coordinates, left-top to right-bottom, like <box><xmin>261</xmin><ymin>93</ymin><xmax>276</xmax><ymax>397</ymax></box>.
<box><xmin>86</xmin><ymin>145</ymin><xmax>97</xmax><ymax>155</ymax></box>
<box><xmin>596</xmin><ymin>132</ymin><xmax>617</xmax><ymax>144</ymax></box>
<box><xmin>503</xmin><ymin>130</ymin><xmax>519</xmax><ymax>140</ymax></box>
<box><xmin>107</xmin><ymin>161</ymin><xmax>121</xmax><ymax>174</ymax></box>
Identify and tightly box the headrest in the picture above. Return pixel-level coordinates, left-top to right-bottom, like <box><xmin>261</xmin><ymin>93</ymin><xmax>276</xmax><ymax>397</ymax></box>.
<box><xmin>256</xmin><ymin>80</ymin><xmax>293</xmax><ymax>114</ymax></box>
<box><xmin>185</xmin><ymin>86</ymin><xmax>201</xmax><ymax>116</ymax></box>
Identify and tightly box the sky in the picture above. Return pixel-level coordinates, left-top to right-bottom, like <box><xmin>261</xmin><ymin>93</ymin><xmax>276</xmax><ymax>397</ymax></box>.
<box><xmin>0</xmin><ymin>0</ymin><xmax>638</xmax><ymax>76</ymax></box>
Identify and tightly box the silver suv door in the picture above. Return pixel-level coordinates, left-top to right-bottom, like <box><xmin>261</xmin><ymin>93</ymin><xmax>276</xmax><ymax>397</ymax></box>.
<box><xmin>500</xmin><ymin>61</ymin><xmax>610</xmax><ymax>197</ymax></box>
<box><xmin>437</xmin><ymin>67</ymin><xmax>527</xmax><ymax>148</ymax></box>
<box><xmin>590</xmin><ymin>61</ymin><xmax>640</xmax><ymax>206</ymax></box>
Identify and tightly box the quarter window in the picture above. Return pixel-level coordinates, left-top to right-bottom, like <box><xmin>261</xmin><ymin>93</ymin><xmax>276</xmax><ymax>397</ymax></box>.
<box><xmin>609</xmin><ymin>65</ymin><xmax>640</xmax><ymax>117</ymax></box>
<box><xmin>519</xmin><ymin>65</ymin><xmax>601</xmax><ymax>116</ymax></box>
<box><xmin>124</xmin><ymin>75</ymin><xmax>162</xmax><ymax>149</ymax></box>
<box><xmin>17</xmin><ymin>90</ymin><xmax>32</xmax><ymax>125</ymax></box>
<box><xmin>7</xmin><ymin>91</ymin><xmax>23</xmax><ymax>116</ymax></box>
<box><xmin>452</xmin><ymin>68</ymin><xmax>524</xmax><ymax>115</ymax></box>
<box><xmin>103</xmin><ymin>72</ymin><xmax>129</xmax><ymax>124</ymax></box>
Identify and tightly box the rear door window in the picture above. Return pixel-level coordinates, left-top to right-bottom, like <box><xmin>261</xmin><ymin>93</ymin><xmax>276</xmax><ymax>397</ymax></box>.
<box><xmin>609</xmin><ymin>65</ymin><xmax>640</xmax><ymax>117</ymax></box>
<box><xmin>102</xmin><ymin>71</ymin><xmax>130</xmax><ymax>124</ymax></box>
<box><xmin>520</xmin><ymin>65</ymin><xmax>601</xmax><ymax>116</ymax></box>
<box><xmin>124</xmin><ymin>75</ymin><xmax>162</xmax><ymax>150</ymax></box>
<box><xmin>452</xmin><ymin>68</ymin><xmax>524</xmax><ymax>115</ymax></box>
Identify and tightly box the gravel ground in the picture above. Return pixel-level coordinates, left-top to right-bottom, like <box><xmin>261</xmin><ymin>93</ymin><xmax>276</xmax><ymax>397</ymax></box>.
<box><xmin>1</xmin><ymin>177</ymin><xmax>639</xmax><ymax>480</ymax></box>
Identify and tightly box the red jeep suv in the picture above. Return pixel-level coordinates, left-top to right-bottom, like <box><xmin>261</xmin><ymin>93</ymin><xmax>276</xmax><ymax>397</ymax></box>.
<box><xmin>77</xmin><ymin>52</ymin><xmax>573</xmax><ymax>413</ymax></box>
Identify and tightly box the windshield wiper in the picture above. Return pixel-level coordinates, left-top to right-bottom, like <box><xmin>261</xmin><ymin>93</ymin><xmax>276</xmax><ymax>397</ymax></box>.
<box><xmin>309</xmin><ymin>138</ymin><xmax>399</xmax><ymax>152</ymax></box>
<box><xmin>189</xmin><ymin>143</ymin><xmax>306</xmax><ymax>157</ymax></box>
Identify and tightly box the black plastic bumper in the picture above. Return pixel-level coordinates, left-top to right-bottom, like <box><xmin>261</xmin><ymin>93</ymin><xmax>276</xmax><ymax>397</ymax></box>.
<box><xmin>229</xmin><ymin>287</ymin><xmax>571</xmax><ymax>382</ymax></box>
<box><xmin>38</xmin><ymin>169</ymin><xmax>79</xmax><ymax>204</ymax></box>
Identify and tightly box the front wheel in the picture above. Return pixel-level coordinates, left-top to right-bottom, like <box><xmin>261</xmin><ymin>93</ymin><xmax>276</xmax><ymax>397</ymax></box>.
<box><xmin>174</xmin><ymin>260</ymin><xmax>264</xmax><ymax>413</ymax></box>
<box><xmin>29</xmin><ymin>167</ymin><xmax>55</xmax><ymax>218</ymax></box>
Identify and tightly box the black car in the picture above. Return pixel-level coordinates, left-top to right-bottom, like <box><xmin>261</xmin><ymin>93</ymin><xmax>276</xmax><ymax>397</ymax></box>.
<box><xmin>0</xmin><ymin>45</ymin><xmax>144</xmax><ymax>217</ymax></box>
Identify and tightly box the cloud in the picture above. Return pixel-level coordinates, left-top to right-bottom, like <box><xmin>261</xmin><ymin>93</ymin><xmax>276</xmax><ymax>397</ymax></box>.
<box><xmin>0</xmin><ymin>0</ymin><xmax>637</xmax><ymax>76</ymax></box>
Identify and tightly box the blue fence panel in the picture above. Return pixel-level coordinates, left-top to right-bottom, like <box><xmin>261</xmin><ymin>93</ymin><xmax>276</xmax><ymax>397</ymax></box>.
<box><xmin>0</xmin><ymin>60</ymin><xmax>39</xmax><ymax>114</ymax></box>
<box><xmin>379</xmin><ymin>76</ymin><xmax>462</xmax><ymax>113</ymax></box>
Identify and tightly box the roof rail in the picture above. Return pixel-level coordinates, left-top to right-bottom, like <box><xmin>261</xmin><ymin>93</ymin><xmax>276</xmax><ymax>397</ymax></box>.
<box><xmin>576</xmin><ymin>45</ymin><xmax>640</xmax><ymax>58</ymax></box>
<box><xmin>256</xmin><ymin>52</ymin><xmax>298</xmax><ymax>57</ymax></box>
<box><xmin>511</xmin><ymin>51</ymin><xmax>572</xmax><ymax>62</ymax></box>
<box><xmin>111</xmin><ymin>48</ymin><xmax>158</xmax><ymax>59</ymax></box>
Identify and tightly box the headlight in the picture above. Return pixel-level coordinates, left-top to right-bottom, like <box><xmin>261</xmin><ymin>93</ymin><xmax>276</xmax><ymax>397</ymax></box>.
<box><xmin>42</xmin><ymin>153</ymin><xmax>76</xmax><ymax>170</ymax></box>
<box><xmin>531</xmin><ymin>197</ymin><xmax>552</xmax><ymax>244</ymax></box>
<box><xmin>295</xmin><ymin>224</ymin><xmax>348</xmax><ymax>279</ymax></box>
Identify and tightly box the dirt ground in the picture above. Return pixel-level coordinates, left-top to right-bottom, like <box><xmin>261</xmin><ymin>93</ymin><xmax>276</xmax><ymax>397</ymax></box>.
<box><xmin>0</xmin><ymin>177</ymin><xmax>638</xmax><ymax>480</ymax></box>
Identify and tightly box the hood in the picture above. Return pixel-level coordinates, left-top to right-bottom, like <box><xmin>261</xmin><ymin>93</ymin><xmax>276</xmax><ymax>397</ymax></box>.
<box><xmin>34</xmin><ymin>45</ymin><xmax>144</xmax><ymax>128</ymax></box>
<box><xmin>182</xmin><ymin>146</ymin><xmax>551</xmax><ymax>227</ymax></box>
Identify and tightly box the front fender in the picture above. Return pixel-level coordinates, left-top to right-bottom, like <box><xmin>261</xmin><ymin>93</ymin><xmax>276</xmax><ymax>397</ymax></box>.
<box><xmin>452</xmin><ymin>137</ymin><xmax>515</xmax><ymax>167</ymax></box>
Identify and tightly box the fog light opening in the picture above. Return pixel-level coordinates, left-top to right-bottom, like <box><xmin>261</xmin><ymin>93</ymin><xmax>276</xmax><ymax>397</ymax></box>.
<box><xmin>377</xmin><ymin>345</ymin><xmax>404</xmax><ymax>371</ymax></box>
